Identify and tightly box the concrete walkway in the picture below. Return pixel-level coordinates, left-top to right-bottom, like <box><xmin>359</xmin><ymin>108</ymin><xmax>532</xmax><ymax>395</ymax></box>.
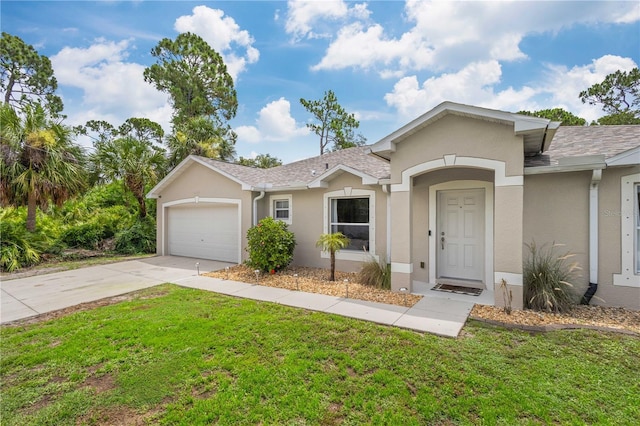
<box><xmin>1</xmin><ymin>256</ymin><xmax>474</xmax><ymax>337</ymax></box>
<box><xmin>180</xmin><ymin>276</ymin><xmax>474</xmax><ymax>337</ymax></box>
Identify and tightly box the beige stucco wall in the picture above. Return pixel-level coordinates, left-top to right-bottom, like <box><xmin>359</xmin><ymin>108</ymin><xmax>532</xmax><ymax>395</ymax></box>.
<box><xmin>524</xmin><ymin>166</ymin><xmax>640</xmax><ymax>310</ymax></box>
<box><xmin>258</xmin><ymin>173</ymin><xmax>388</xmax><ymax>273</ymax></box>
<box><xmin>388</xmin><ymin>114</ymin><xmax>524</xmax><ymax>184</ymax></box>
<box><xmin>523</xmin><ymin>171</ymin><xmax>591</xmax><ymax>298</ymax></box>
<box><xmin>153</xmin><ymin>163</ymin><xmax>253</xmax><ymax>262</ymax></box>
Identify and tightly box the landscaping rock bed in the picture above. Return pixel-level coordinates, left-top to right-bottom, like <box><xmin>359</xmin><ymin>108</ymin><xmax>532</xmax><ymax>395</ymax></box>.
<box><xmin>205</xmin><ymin>265</ymin><xmax>423</xmax><ymax>307</ymax></box>
<box><xmin>207</xmin><ymin>265</ymin><xmax>640</xmax><ymax>334</ymax></box>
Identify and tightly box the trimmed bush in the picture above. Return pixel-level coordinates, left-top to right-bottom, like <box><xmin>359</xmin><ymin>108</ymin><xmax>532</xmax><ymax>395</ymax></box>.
<box><xmin>246</xmin><ymin>217</ymin><xmax>296</xmax><ymax>273</ymax></box>
<box><xmin>523</xmin><ymin>241</ymin><xmax>580</xmax><ymax>313</ymax></box>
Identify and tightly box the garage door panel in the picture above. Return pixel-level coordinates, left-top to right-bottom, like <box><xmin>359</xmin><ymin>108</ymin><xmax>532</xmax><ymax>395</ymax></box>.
<box><xmin>168</xmin><ymin>204</ymin><xmax>239</xmax><ymax>263</ymax></box>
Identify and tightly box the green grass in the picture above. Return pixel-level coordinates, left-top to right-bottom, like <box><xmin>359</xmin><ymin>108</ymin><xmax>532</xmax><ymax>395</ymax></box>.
<box><xmin>2</xmin><ymin>284</ymin><xmax>639</xmax><ymax>425</ymax></box>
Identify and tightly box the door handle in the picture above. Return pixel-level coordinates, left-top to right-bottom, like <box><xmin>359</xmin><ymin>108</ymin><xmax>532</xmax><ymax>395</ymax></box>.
<box><xmin>441</xmin><ymin>236</ymin><xmax>445</xmax><ymax>249</ymax></box>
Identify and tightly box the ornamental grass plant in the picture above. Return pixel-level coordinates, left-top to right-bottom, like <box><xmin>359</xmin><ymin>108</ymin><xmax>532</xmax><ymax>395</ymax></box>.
<box><xmin>524</xmin><ymin>241</ymin><xmax>580</xmax><ymax>313</ymax></box>
<box><xmin>359</xmin><ymin>255</ymin><xmax>391</xmax><ymax>290</ymax></box>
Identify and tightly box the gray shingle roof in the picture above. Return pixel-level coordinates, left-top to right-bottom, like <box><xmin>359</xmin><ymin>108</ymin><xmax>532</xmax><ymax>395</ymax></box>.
<box><xmin>200</xmin><ymin>126</ymin><xmax>639</xmax><ymax>185</ymax></box>
<box><xmin>197</xmin><ymin>146</ymin><xmax>390</xmax><ymax>189</ymax></box>
<box><xmin>525</xmin><ymin>125</ymin><xmax>640</xmax><ymax>167</ymax></box>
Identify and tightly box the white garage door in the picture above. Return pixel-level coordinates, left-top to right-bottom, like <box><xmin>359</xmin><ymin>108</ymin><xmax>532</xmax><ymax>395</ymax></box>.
<box><xmin>168</xmin><ymin>203</ymin><xmax>239</xmax><ymax>263</ymax></box>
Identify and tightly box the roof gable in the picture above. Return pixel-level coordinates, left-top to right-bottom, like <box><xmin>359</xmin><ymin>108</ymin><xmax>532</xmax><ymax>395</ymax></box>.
<box><xmin>369</xmin><ymin>101</ymin><xmax>559</xmax><ymax>159</ymax></box>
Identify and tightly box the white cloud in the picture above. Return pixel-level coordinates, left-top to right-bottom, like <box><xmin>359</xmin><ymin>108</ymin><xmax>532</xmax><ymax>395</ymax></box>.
<box><xmin>285</xmin><ymin>0</ymin><xmax>370</xmax><ymax>40</ymax></box>
<box><xmin>51</xmin><ymin>39</ymin><xmax>171</xmax><ymax>132</ymax></box>
<box><xmin>235</xmin><ymin>98</ymin><xmax>309</xmax><ymax>143</ymax></box>
<box><xmin>539</xmin><ymin>55</ymin><xmax>638</xmax><ymax>122</ymax></box>
<box><xmin>384</xmin><ymin>60</ymin><xmax>536</xmax><ymax>119</ymax></box>
<box><xmin>384</xmin><ymin>54</ymin><xmax>639</xmax><ymax>122</ymax></box>
<box><xmin>312</xmin><ymin>0</ymin><xmax>639</xmax><ymax>76</ymax></box>
<box><xmin>174</xmin><ymin>5</ymin><xmax>259</xmax><ymax>80</ymax></box>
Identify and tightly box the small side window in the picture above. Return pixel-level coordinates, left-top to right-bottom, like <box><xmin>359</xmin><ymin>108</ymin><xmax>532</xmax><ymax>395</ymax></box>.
<box><xmin>269</xmin><ymin>195</ymin><xmax>292</xmax><ymax>225</ymax></box>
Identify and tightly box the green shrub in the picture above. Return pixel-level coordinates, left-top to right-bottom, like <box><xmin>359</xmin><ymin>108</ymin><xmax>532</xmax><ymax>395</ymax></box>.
<box><xmin>359</xmin><ymin>257</ymin><xmax>391</xmax><ymax>289</ymax></box>
<box><xmin>60</xmin><ymin>205</ymin><xmax>133</xmax><ymax>250</ymax></box>
<box><xmin>0</xmin><ymin>208</ymin><xmax>41</xmax><ymax>271</ymax></box>
<box><xmin>523</xmin><ymin>241</ymin><xmax>580</xmax><ymax>313</ymax></box>
<box><xmin>246</xmin><ymin>217</ymin><xmax>296</xmax><ymax>273</ymax></box>
<box><xmin>61</xmin><ymin>221</ymin><xmax>105</xmax><ymax>249</ymax></box>
<box><xmin>114</xmin><ymin>216</ymin><xmax>156</xmax><ymax>254</ymax></box>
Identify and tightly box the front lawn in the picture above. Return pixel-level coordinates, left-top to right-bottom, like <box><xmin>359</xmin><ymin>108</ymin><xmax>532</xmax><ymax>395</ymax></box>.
<box><xmin>1</xmin><ymin>284</ymin><xmax>638</xmax><ymax>425</ymax></box>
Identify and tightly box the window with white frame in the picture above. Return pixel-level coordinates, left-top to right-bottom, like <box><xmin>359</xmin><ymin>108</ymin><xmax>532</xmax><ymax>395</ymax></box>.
<box><xmin>613</xmin><ymin>173</ymin><xmax>640</xmax><ymax>286</ymax></box>
<box><xmin>330</xmin><ymin>197</ymin><xmax>370</xmax><ymax>251</ymax></box>
<box><xmin>636</xmin><ymin>183</ymin><xmax>639</xmax><ymax>274</ymax></box>
<box><xmin>322</xmin><ymin>188</ymin><xmax>376</xmax><ymax>262</ymax></box>
<box><xmin>269</xmin><ymin>195</ymin><xmax>292</xmax><ymax>225</ymax></box>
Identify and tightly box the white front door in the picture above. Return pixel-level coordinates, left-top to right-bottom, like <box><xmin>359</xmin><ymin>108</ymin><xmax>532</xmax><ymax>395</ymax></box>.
<box><xmin>437</xmin><ymin>189</ymin><xmax>485</xmax><ymax>282</ymax></box>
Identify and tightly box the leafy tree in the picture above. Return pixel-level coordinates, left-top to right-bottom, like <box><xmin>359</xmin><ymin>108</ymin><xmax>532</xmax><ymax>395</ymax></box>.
<box><xmin>0</xmin><ymin>103</ymin><xmax>86</xmax><ymax>231</ymax></box>
<box><xmin>166</xmin><ymin>115</ymin><xmax>236</xmax><ymax>167</ymax></box>
<box><xmin>579</xmin><ymin>67</ymin><xmax>639</xmax><ymax>123</ymax></box>
<box><xmin>300</xmin><ymin>90</ymin><xmax>364</xmax><ymax>155</ymax></box>
<box><xmin>592</xmin><ymin>112</ymin><xmax>640</xmax><ymax>125</ymax></box>
<box><xmin>143</xmin><ymin>32</ymin><xmax>237</xmax><ymax>127</ymax></box>
<box><xmin>316</xmin><ymin>232</ymin><xmax>350</xmax><ymax>281</ymax></box>
<box><xmin>237</xmin><ymin>153</ymin><xmax>282</xmax><ymax>168</ymax></box>
<box><xmin>118</xmin><ymin>117</ymin><xmax>164</xmax><ymax>144</ymax></box>
<box><xmin>518</xmin><ymin>108</ymin><xmax>586</xmax><ymax>126</ymax></box>
<box><xmin>0</xmin><ymin>32</ymin><xmax>63</xmax><ymax>115</ymax></box>
<box><xmin>93</xmin><ymin>136</ymin><xmax>166</xmax><ymax>218</ymax></box>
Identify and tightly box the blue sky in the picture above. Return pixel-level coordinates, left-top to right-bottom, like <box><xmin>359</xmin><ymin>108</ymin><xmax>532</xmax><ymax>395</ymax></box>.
<box><xmin>2</xmin><ymin>1</ymin><xmax>639</xmax><ymax>163</ymax></box>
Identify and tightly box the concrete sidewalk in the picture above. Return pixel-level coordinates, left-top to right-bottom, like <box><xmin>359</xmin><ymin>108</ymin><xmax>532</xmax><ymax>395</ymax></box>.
<box><xmin>1</xmin><ymin>256</ymin><xmax>474</xmax><ymax>337</ymax></box>
<box><xmin>179</xmin><ymin>276</ymin><xmax>474</xmax><ymax>337</ymax></box>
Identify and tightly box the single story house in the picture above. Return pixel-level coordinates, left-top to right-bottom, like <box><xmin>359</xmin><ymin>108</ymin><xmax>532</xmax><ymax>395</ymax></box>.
<box><xmin>148</xmin><ymin>102</ymin><xmax>640</xmax><ymax>310</ymax></box>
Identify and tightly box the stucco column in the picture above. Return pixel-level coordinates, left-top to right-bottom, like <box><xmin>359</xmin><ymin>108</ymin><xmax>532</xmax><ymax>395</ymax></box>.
<box><xmin>494</xmin><ymin>184</ymin><xmax>524</xmax><ymax>309</ymax></box>
<box><xmin>390</xmin><ymin>189</ymin><xmax>413</xmax><ymax>292</ymax></box>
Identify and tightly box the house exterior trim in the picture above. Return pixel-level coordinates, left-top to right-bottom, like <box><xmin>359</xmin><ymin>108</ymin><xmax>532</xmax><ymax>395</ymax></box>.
<box><xmin>391</xmin><ymin>155</ymin><xmax>521</xmax><ymax>193</ymax></box>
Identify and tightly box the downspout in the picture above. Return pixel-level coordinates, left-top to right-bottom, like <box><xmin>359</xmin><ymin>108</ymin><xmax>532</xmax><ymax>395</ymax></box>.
<box><xmin>581</xmin><ymin>168</ymin><xmax>602</xmax><ymax>305</ymax></box>
<box><xmin>382</xmin><ymin>184</ymin><xmax>391</xmax><ymax>264</ymax></box>
<box><xmin>252</xmin><ymin>190</ymin><xmax>265</xmax><ymax>226</ymax></box>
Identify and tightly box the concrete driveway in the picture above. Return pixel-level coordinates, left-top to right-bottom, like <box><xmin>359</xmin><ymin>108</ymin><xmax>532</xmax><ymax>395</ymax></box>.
<box><xmin>1</xmin><ymin>256</ymin><xmax>233</xmax><ymax>324</ymax></box>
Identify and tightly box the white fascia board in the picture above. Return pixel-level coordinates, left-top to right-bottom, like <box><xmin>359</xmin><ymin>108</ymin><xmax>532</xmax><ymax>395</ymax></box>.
<box><xmin>606</xmin><ymin>146</ymin><xmax>640</xmax><ymax>167</ymax></box>
<box><xmin>307</xmin><ymin>164</ymin><xmax>379</xmax><ymax>188</ymax></box>
<box><xmin>524</xmin><ymin>162</ymin><xmax>607</xmax><ymax>175</ymax></box>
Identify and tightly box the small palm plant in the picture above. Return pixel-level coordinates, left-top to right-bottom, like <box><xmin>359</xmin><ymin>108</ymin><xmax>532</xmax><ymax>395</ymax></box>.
<box><xmin>316</xmin><ymin>232</ymin><xmax>350</xmax><ymax>281</ymax></box>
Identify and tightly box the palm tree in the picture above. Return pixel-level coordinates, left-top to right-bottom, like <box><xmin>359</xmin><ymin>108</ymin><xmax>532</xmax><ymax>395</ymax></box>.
<box><xmin>316</xmin><ymin>232</ymin><xmax>350</xmax><ymax>281</ymax></box>
<box><xmin>93</xmin><ymin>136</ymin><xmax>166</xmax><ymax>218</ymax></box>
<box><xmin>0</xmin><ymin>103</ymin><xmax>86</xmax><ymax>231</ymax></box>
<box><xmin>166</xmin><ymin>115</ymin><xmax>236</xmax><ymax>167</ymax></box>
